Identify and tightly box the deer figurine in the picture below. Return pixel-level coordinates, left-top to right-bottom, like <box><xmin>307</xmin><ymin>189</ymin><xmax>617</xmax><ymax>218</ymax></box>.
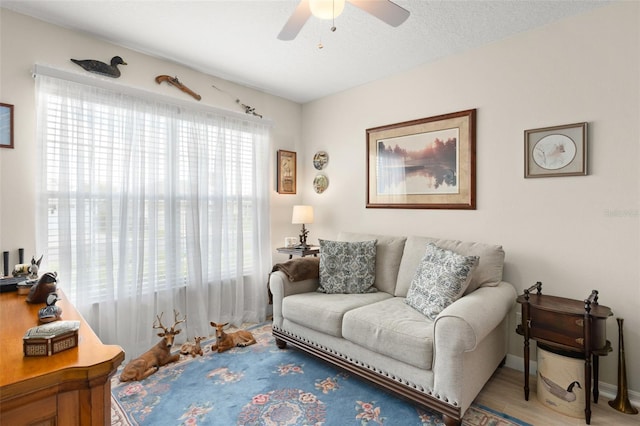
<box><xmin>119</xmin><ymin>310</ymin><xmax>186</xmax><ymax>382</ymax></box>
<box><xmin>210</xmin><ymin>322</ymin><xmax>256</xmax><ymax>353</ymax></box>
<box><xmin>179</xmin><ymin>336</ymin><xmax>206</xmax><ymax>357</ymax></box>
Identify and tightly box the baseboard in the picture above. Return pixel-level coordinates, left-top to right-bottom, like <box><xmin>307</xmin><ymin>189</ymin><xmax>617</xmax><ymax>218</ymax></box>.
<box><xmin>505</xmin><ymin>353</ymin><xmax>537</xmax><ymax>375</ymax></box>
<box><xmin>505</xmin><ymin>354</ymin><xmax>640</xmax><ymax>406</ymax></box>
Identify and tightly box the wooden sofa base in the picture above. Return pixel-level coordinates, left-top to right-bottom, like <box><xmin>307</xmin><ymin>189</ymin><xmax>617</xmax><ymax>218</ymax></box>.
<box><xmin>272</xmin><ymin>328</ymin><xmax>463</xmax><ymax>426</ymax></box>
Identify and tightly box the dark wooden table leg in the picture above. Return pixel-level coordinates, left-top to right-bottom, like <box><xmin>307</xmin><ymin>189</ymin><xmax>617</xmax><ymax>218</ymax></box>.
<box><xmin>524</xmin><ymin>336</ymin><xmax>530</xmax><ymax>400</ymax></box>
<box><xmin>593</xmin><ymin>355</ymin><xmax>599</xmax><ymax>404</ymax></box>
<box><xmin>521</xmin><ymin>302</ymin><xmax>531</xmax><ymax>401</ymax></box>
<box><xmin>585</xmin><ymin>354</ymin><xmax>592</xmax><ymax>424</ymax></box>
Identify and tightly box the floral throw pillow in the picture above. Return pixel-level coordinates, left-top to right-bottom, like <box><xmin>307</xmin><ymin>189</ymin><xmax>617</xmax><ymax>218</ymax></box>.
<box><xmin>405</xmin><ymin>243</ymin><xmax>479</xmax><ymax>319</ymax></box>
<box><xmin>318</xmin><ymin>239</ymin><xmax>377</xmax><ymax>294</ymax></box>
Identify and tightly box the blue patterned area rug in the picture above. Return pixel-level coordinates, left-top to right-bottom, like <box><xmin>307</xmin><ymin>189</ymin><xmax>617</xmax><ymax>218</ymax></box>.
<box><xmin>111</xmin><ymin>322</ymin><xmax>530</xmax><ymax>426</ymax></box>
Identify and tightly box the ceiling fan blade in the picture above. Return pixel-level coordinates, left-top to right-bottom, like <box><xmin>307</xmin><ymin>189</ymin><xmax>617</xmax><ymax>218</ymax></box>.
<box><xmin>278</xmin><ymin>0</ymin><xmax>312</xmax><ymax>41</ymax></box>
<box><xmin>348</xmin><ymin>0</ymin><xmax>410</xmax><ymax>27</ymax></box>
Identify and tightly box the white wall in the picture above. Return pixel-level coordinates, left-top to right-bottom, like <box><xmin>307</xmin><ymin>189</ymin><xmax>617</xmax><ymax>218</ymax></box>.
<box><xmin>0</xmin><ymin>9</ymin><xmax>303</xmax><ymax>270</ymax></box>
<box><xmin>298</xmin><ymin>2</ymin><xmax>640</xmax><ymax>393</ymax></box>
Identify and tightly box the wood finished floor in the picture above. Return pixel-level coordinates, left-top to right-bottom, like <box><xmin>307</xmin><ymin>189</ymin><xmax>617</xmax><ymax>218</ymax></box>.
<box><xmin>476</xmin><ymin>367</ymin><xmax>639</xmax><ymax>426</ymax></box>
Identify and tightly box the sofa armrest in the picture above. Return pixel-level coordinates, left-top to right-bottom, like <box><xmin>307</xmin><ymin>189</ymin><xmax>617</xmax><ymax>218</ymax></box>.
<box><xmin>431</xmin><ymin>281</ymin><xmax>516</xmax><ymax>411</ymax></box>
<box><xmin>434</xmin><ymin>281</ymin><xmax>516</xmax><ymax>352</ymax></box>
<box><xmin>269</xmin><ymin>271</ymin><xmax>319</xmax><ymax>327</ymax></box>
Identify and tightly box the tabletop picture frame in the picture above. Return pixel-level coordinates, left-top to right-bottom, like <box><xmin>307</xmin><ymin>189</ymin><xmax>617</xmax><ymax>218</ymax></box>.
<box><xmin>525</xmin><ymin>122</ymin><xmax>587</xmax><ymax>178</ymax></box>
<box><xmin>366</xmin><ymin>109</ymin><xmax>476</xmax><ymax>209</ymax></box>
<box><xmin>0</xmin><ymin>103</ymin><xmax>14</xmax><ymax>149</ymax></box>
<box><xmin>277</xmin><ymin>150</ymin><xmax>296</xmax><ymax>194</ymax></box>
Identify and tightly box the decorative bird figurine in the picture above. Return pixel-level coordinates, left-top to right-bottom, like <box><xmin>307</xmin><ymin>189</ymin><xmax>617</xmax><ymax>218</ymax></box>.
<box><xmin>26</xmin><ymin>271</ymin><xmax>58</xmax><ymax>304</ymax></box>
<box><xmin>38</xmin><ymin>292</ymin><xmax>63</xmax><ymax>323</ymax></box>
<box><xmin>539</xmin><ymin>373</ymin><xmax>582</xmax><ymax>402</ymax></box>
<box><xmin>70</xmin><ymin>56</ymin><xmax>127</xmax><ymax>78</ymax></box>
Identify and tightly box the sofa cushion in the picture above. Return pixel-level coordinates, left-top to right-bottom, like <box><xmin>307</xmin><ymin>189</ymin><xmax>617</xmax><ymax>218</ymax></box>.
<box><xmin>337</xmin><ymin>232</ymin><xmax>407</xmax><ymax>294</ymax></box>
<box><xmin>342</xmin><ymin>297</ymin><xmax>434</xmax><ymax>370</ymax></box>
<box><xmin>405</xmin><ymin>243</ymin><xmax>479</xmax><ymax>320</ymax></box>
<box><xmin>395</xmin><ymin>236</ymin><xmax>505</xmax><ymax>297</ymax></box>
<box><xmin>318</xmin><ymin>239</ymin><xmax>377</xmax><ymax>294</ymax></box>
<box><xmin>282</xmin><ymin>292</ymin><xmax>392</xmax><ymax>337</ymax></box>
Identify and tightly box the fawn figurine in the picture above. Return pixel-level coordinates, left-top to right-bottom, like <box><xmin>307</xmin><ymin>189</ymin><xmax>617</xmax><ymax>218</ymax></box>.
<box><xmin>179</xmin><ymin>336</ymin><xmax>206</xmax><ymax>357</ymax></box>
<box><xmin>210</xmin><ymin>322</ymin><xmax>256</xmax><ymax>353</ymax></box>
<box><xmin>119</xmin><ymin>310</ymin><xmax>186</xmax><ymax>382</ymax></box>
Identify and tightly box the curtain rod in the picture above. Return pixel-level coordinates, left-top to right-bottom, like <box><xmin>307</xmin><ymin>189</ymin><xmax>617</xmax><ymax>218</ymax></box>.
<box><xmin>32</xmin><ymin>64</ymin><xmax>272</xmax><ymax>127</ymax></box>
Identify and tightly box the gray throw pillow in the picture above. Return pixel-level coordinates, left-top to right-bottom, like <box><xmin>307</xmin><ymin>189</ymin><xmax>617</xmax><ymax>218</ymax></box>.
<box><xmin>318</xmin><ymin>239</ymin><xmax>377</xmax><ymax>294</ymax></box>
<box><xmin>405</xmin><ymin>243</ymin><xmax>478</xmax><ymax>319</ymax></box>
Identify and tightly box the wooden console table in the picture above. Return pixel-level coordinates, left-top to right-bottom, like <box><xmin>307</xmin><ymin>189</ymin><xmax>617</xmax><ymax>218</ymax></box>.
<box><xmin>0</xmin><ymin>289</ymin><xmax>124</xmax><ymax>425</ymax></box>
<box><xmin>516</xmin><ymin>282</ymin><xmax>612</xmax><ymax>424</ymax></box>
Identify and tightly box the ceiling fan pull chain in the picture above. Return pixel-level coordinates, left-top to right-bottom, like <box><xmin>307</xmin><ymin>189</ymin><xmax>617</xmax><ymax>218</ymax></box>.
<box><xmin>331</xmin><ymin>0</ymin><xmax>337</xmax><ymax>32</ymax></box>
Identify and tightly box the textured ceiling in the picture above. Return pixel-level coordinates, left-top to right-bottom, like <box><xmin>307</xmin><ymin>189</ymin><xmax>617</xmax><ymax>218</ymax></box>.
<box><xmin>2</xmin><ymin>0</ymin><xmax>609</xmax><ymax>103</ymax></box>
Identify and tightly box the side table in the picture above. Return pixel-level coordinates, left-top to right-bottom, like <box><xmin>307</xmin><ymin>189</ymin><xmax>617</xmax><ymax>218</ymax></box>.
<box><xmin>516</xmin><ymin>282</ymin><xmax>612</xmax><ymax>424</ymax></box>
<box><xmin>276</xmin><ymin>246</ymin><xmax>320</xmax><ymax>259</ymax></box>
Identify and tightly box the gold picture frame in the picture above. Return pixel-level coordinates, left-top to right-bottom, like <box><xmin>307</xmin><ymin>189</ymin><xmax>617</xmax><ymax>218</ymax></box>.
<box><xmin>366</xmin><ymin>109</ymin><xmax>476</xmax><ymax>209</ymax></box>
<box><xmin>525</xmin><ymin>122</ymin><xmax>587</xmax><ymax>178</ymax></box>
<box><xmin>0</xmin><ymin>103</ymin><xmax>14</xmax><ymax>149</ymax></box>
<box><xmin>277</xmin><ymin>150</ymin><xmax>297</xmax><ymax>194</ymax></box>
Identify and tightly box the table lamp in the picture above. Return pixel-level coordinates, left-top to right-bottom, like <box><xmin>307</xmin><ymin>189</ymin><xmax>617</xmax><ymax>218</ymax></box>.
<box><xmin>292</xmin><ymin>205</ymin><xmax>314</xmax><ymax>248</ymax></box>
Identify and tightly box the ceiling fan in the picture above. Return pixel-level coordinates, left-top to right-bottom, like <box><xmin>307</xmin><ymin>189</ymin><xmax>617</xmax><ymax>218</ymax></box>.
<box><xmin>278</xmin><ymin>0</ymin><xmax>410</xmax><ymax>41</ymax></box>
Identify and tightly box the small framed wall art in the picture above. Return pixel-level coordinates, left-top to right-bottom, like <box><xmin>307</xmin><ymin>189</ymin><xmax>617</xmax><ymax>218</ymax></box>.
<box><xmin>525</xmin><ymin>122</ymin><xmax>587</xmax><ymax>178</ymax></box>
<box><xmin>277</xmin><ymin>150</ymin><xmax>297</xmax><ymax>194</ymax></box>
<box><xmin>0</xmin><ymin>103</ymin><xmax>14</xmax><ymax>149</ymax></box>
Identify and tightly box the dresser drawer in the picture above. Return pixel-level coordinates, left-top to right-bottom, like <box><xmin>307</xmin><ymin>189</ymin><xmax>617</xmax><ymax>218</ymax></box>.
<box><xmin>529</xmin><ymin>308</ymin><xmax>585</xmax><ymax>350</ymax></box>
<box><xmin>525</xmin><ymin>303</ymin><xmax>610</xmax><ymax>352</ymax></box>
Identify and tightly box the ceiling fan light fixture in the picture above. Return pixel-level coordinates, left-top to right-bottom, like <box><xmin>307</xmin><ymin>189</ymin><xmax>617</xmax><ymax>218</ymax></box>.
<box><xmin>309</xmin><ymin>0</ymin><xmax>345</xmax><ymax>20</ymax></box>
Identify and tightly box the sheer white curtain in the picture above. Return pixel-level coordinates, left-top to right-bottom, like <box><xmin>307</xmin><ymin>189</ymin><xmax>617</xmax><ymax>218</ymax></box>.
<box><xmin>35</xmin><ymin>73</ymin><xmax>271</xmax><ymax>358</ymax></box>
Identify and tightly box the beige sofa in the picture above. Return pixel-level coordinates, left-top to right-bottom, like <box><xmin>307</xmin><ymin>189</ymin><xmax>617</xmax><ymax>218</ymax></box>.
<box><xmin>269</xmin><ymin>232</ymin><xmax>516</xmax><ymax>426</ymax></box>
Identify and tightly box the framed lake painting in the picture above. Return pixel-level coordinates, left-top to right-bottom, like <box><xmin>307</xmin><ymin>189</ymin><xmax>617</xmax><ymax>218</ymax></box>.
<box><xmin>366</xmin><ymin>109</ymin><xmax>476</xmax><ymax>209</ymax></box>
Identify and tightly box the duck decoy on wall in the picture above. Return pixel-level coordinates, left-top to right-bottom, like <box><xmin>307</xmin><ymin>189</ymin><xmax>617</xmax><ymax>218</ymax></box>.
<box><xmin>70</xmin><ymin>56</ymin><xmax>127</xmax><ymax>78</ymax></box>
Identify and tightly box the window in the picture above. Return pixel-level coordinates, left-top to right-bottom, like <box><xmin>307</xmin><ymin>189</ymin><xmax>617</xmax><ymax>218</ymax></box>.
<box><xmin>35</xmin><ymin>71</ymin><xmax>271</xmax><ymax>352</ymax></box>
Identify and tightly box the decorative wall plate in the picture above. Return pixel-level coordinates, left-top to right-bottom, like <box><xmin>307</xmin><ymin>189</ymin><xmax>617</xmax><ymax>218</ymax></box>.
<box><xmin>313</xmin><ymin>174</ymin><xmax>329</xmax><ymax>194</ymax></box>
<box><xmin>313</xmin><ymin>151</ymin><xmax>329</xmax><ymax>170</ymax></box>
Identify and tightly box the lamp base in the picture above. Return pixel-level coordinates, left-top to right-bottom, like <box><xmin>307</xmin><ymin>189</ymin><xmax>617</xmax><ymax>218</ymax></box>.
<box><xmin>298</xmin><ymin>224</ymin><xmax>309</xmax><ymax>248</ymax></box>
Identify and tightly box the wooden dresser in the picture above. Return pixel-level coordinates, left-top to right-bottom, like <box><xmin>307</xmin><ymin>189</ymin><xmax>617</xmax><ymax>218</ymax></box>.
<box><xmin>0</xmin><ymin>289</ymin><xmax>124</xmax><ymax>425</ymax></box>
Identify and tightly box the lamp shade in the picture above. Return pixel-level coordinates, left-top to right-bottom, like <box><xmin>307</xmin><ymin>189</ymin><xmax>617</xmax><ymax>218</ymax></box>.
<box><xmin>292</xmin><ymin>205</ymin><xmax>314</xmax><ymax>224</ymax></box>
<box><xmin>309</xmin><ymin>0</ymin><xmax>345</xmax><ymax>20</ymax></box>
